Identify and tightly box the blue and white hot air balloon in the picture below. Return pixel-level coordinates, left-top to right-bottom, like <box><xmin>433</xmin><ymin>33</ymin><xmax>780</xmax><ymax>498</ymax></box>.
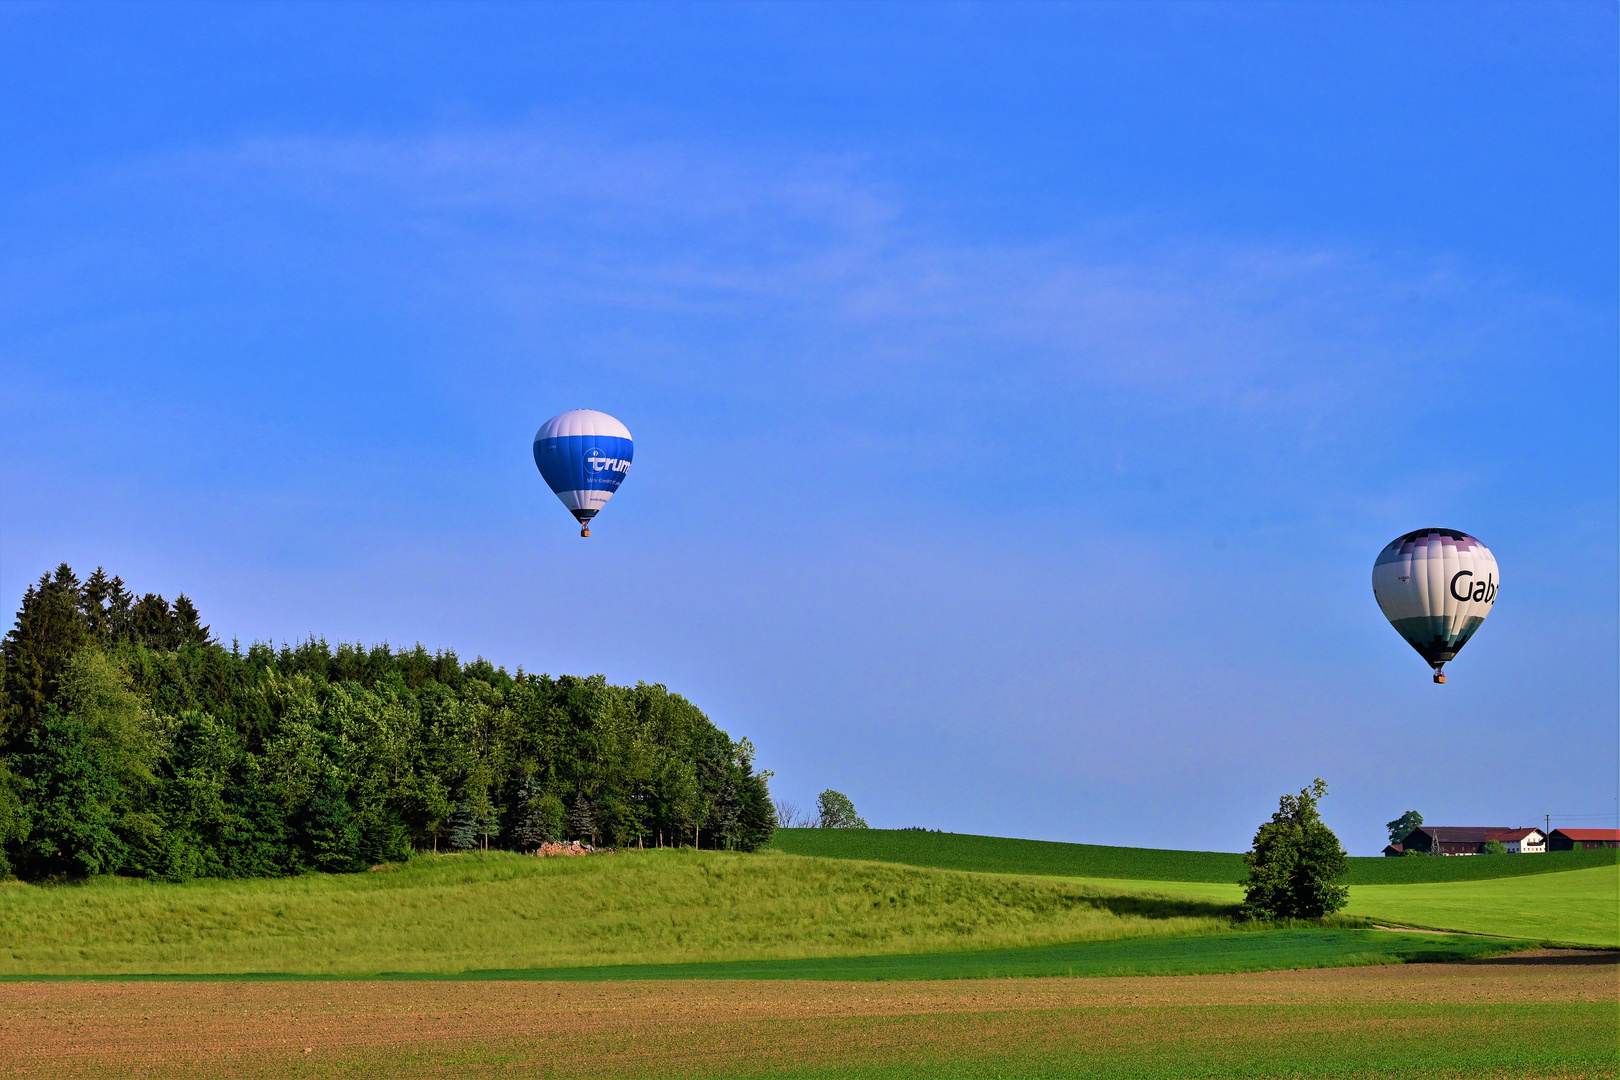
<box><xmin>1372</xmin><ymin>528</ymin><xmax>1499</xmax><ymax>684</ymax></box>
<box><xmin>533</xmin><ymin>410</ymin><xmax>633</xmax><ymax>537</ymax></box>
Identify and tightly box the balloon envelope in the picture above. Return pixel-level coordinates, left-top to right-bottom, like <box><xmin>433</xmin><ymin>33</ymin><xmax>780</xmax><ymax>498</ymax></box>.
<box><xmin>1372</xmin><ymin>528</ymin><xmax>1498</xmax><ymax>672</ymax></box>
<box><xmin>533</xmin><ymin>410</ymin><xmax>633</xmax><ymax>529</ymax></box>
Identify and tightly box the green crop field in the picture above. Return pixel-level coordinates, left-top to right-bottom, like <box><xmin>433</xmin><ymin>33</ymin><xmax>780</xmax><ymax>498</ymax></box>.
<box><xmin>391</xmin><ymin>929</ymin><xmax>1525</xmax><ymax>982</ymax></box>
<box><xmin>770</xmin><ymin>829</ymin><xmax>1249</xmax><ymax>881</ymax></box>
<box><xmin>770</xmin><ymin>828</ymin><xmax>1619</xmax><ymax>884</ymax></box>
<box><xmin>0</xmin><ymin>849</ymin><xmax>1243</xmax><ymax>976</ymax></box>
<box><xmin>666</xmin><ymin>1004</ymin><xmax>1618</xmax><ymax>1080</ymax></box>
<box><xmin>4</xmin><ymin>928</ymin><xmax>1511</xmax><ymax>984</ymax></box>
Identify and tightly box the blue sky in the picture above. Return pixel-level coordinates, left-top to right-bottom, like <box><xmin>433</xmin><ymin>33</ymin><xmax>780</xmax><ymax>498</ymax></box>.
<box><xmin>2</xmin><ymin>2</ymin><xmax>1615</xmax><ymax>854</ymax></box>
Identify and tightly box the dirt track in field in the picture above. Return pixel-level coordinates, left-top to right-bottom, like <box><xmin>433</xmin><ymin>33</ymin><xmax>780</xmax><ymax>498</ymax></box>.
<box><xmin>1</xmin><ymin>951</ymin><xmax>1613</xmax><ymax>1078</ymax></box>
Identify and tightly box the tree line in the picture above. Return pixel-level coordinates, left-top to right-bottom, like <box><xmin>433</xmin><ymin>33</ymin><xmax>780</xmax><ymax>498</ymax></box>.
<box><xmin>0</xmin><ymin>564</ymin><xmax>774</xmax><ymax>881</ymax></box>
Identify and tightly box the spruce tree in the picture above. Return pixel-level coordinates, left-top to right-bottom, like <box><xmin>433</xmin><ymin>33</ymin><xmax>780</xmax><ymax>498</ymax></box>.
<box><xmin>1</xmin><ymin>569</ymin><xmax>93</xmax><ymax>745</ymax></box>
<box><xmin>170</xmin><ymin>595</ymin><xmax>211</xmax><ymax>646</ymax></box>
<box><xmin>511</xmin><ymin>779</ymin><xmax>557</xmax><ymax>848</ymax></box>
<box><xmin>130</xmin><ymin>594</ymin><xmax>175</xmax><ymax>651</ymax></box>
<box><xmin>300</xmin><ymin>772</ymin><xmax>363</xmax><ymax>873</ymax></box>
<box><xmin>570</xmin><ymin>793</ymin><xmax>597</xmax><ymax>845</ymax></box>
<box><xmin>446</xmin><ymin>802</ymin><xmax>476</xmax><ymax>851</ymax></box>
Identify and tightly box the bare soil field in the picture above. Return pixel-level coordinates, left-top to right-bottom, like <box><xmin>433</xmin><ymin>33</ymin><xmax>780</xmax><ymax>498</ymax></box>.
<box><xmin>1</xmin><ymin>951</ymin><xmax>1614</xmax><ymax>1079</ymax></box>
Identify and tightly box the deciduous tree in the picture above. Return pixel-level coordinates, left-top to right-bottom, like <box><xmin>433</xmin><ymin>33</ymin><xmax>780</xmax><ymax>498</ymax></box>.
<box><xmin>1385</xmin><ymin>810</ymin><xmax>1423</xmax><ymax>846</ymax></box>
<box><xmin>817</xmin><ymin>789</ymin><xmax>867</xmax><ymax>829</ymax></box>
<box><xmin>1241</xmin><ymin>778</ymin><xmax>1348</xmax><ymax>920</ymax></box>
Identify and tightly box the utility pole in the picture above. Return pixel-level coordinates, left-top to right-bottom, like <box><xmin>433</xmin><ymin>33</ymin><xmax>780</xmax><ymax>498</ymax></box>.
<box><xmin>1545</xmin><ymin>814</ymin><xmax>1551</xmax><ymax>834</ymax></box>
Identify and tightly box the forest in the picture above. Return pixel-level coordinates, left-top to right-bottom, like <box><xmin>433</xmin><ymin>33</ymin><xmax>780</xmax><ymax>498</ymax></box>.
<box><xmin>0</xmin><ymin>564</ymin><xmax>774</xmax><ymax>881</ymax></box>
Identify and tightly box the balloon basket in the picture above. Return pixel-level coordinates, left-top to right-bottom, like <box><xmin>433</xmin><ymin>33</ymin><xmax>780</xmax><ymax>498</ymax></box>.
<box><xmin>1433</xmin><ymin>672</ymin><xmax>1446</xmax><ymax>684</ymax></box>
<box><xmin>580</xmin><ymin>527</ymin><xmax>591</xmax><ymax>538</ymax></box>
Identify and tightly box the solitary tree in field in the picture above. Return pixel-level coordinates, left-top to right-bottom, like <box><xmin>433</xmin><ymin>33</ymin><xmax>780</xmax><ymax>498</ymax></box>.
<box><xmin>1385</xmin><ymin>810</ymin><xmax>1423</xmax><ymax>846</ymax></box>
<box><xmin>816</xmin><ymin>790</ymin><xmax>867</xmax><ymax>829</ymax></box>
<box><xmin>1241</xmin><ymin>778</ymin><xmax>1348</xmax><ymax>920</ymax></box>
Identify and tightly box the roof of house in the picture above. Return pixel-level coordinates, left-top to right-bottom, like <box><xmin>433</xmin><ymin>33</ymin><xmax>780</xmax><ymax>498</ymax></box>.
<box><xmin>1483</xmin><ymin>828</ymin><xmax>1543</xmax><ymax>842</ymax></box>
<box><xmin>1383</xmin><ymin>843</ymin><xmax>1404</xmax><ymax>854</ymax></box>
<box><xmin>1409</xmin><ymin>826</ymin><xmax>1513</xmax><ymax>843</ymax></box>
<box><xmin>1550</xmin><ymin>828</ymin><xmax>1620</xmax><ymax>841</ymax></box>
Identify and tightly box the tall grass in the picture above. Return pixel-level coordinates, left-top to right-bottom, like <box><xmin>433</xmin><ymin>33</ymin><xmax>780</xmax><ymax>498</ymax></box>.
<box><xmin>0</xmin><ymin>850</ymin><xmax>1237</xmax><ymax>976</ymax></box>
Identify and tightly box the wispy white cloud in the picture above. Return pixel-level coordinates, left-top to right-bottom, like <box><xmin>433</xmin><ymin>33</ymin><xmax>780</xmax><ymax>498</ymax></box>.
<box><xmin>149</xmin><ymin>123</ymin><xmax>1555</xmax><ymax>424</ymax></box>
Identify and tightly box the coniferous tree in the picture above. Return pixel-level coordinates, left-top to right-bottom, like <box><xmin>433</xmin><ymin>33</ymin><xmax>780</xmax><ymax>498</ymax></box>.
<box><xmin>511</xmin><ymin>782</ymin><xmax>563</xmax><ymax>849</ymax></box>
<box><xmin>79</xmin><ymin>568</ymin><xmax>114</xmax><ymax>642</ymax></box>
<box><xmin>570</xmin><ymin>793</ymin><xmax>596</xmax><ymax>841</ymax></box>
<box><xmin>225</xmin><ymin>760</ymin><xmax>295</xmax><ymax>877</ymax></box>
<box><xmin>130</xmin><ymin>594</ymin><xmax>176</xmax><ymax>651</ymax></box>
<box><xmin>2</xmin><ymin>568</ymin><xmax>94</xmax><ymax>745</ymax></box>
<box><xmin>570</xmin><ymin>793</ymin><xmax>597</xmax><ymax>845</ymax></box>
<box><xmin>170</xmin><ymin>596</ymin><xmax>210</xmax><ymax>646</ymax></box>
<box><xmin>300</xmin><ymin>772</ymin><xmax>363</xmax><ymax>872</ymax></box>
<box><xmin>446</xmin><ymin>801</ymin><xmax>477</xmax><ymax>851</ymax></box>
<box><xmin>104</xmin><ymin>576</ymin><xmax>135</xmax><ymax>643</ymax></box>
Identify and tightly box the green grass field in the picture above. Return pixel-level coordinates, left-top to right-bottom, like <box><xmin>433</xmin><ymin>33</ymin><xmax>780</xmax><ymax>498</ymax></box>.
<box><xmin>1345</xmin><ymin>865</ymin><xmax>1620</xmax><ymax>946</ymax></box>
<box><xmin>1054</xmin><ymin>870</ymin><xmax>1620</xmax><ymax>946</ymax></box>
<box><xmin>770</xmin><ymin>828</ymin><xmax>1620</xmax><ymax>884</ymax></box>
<box><xmin>0</xmin><ymin>849</ymin><xmax>1242</xmax><ymax>976</ymax></box>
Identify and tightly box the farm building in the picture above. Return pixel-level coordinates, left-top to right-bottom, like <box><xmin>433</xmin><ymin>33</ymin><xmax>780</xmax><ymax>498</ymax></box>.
<box><xmin>1487</xmin><ymin>828</ymin><xmax>1546</xmax><ymax>854</ymax></box>
<box><xmin>1397</xmin><ymin>826</ymin><xmax>1546</xmax><ymax>856</ymax></box>
<box><xmin>1548</xmin><ymin>828</ymin><xmax>1620</xmax><ymax>851</ymax></box>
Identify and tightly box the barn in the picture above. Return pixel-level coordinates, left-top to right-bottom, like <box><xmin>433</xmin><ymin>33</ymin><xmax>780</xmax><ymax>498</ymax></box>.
<box><xmin>1548</xmin><ymin>828</ymin><xmax>1620</xmax><ymax>851</ymax></box>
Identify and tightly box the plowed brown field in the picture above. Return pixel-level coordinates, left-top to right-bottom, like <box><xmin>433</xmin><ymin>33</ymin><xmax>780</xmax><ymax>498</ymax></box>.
<box><xmin>1</xmin><ymin>951</ymin><xmax>1614</xmax><ymax>1079</ymax></box>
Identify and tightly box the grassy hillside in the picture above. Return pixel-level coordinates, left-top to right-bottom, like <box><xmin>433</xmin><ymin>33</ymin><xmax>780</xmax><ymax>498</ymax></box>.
<box><xmin>0</xmin><ymin>849</ymin><xmax>1237</xmax><ymax>976</ymax></box>
<box><xmin>1344</xmin><ymin>865</ymin><xmax>1620</xmax><ymax>947</ymax></box>
<box><xmin>770</xmin><ymin>829</ymin><xmax>1619</xmax><ymax>884</ymax></box>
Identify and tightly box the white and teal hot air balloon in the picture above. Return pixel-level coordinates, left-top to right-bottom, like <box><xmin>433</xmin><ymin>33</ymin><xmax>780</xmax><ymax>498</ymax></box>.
<box><xmin>1372</xmin><ymin>528</ymin><xmax>1498</xmax><ymax>683</ymax></box>
<box><xmin>533</xmin><ymin>409</ymin><xmax>633</xmax><ymax>537</ymax></box>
